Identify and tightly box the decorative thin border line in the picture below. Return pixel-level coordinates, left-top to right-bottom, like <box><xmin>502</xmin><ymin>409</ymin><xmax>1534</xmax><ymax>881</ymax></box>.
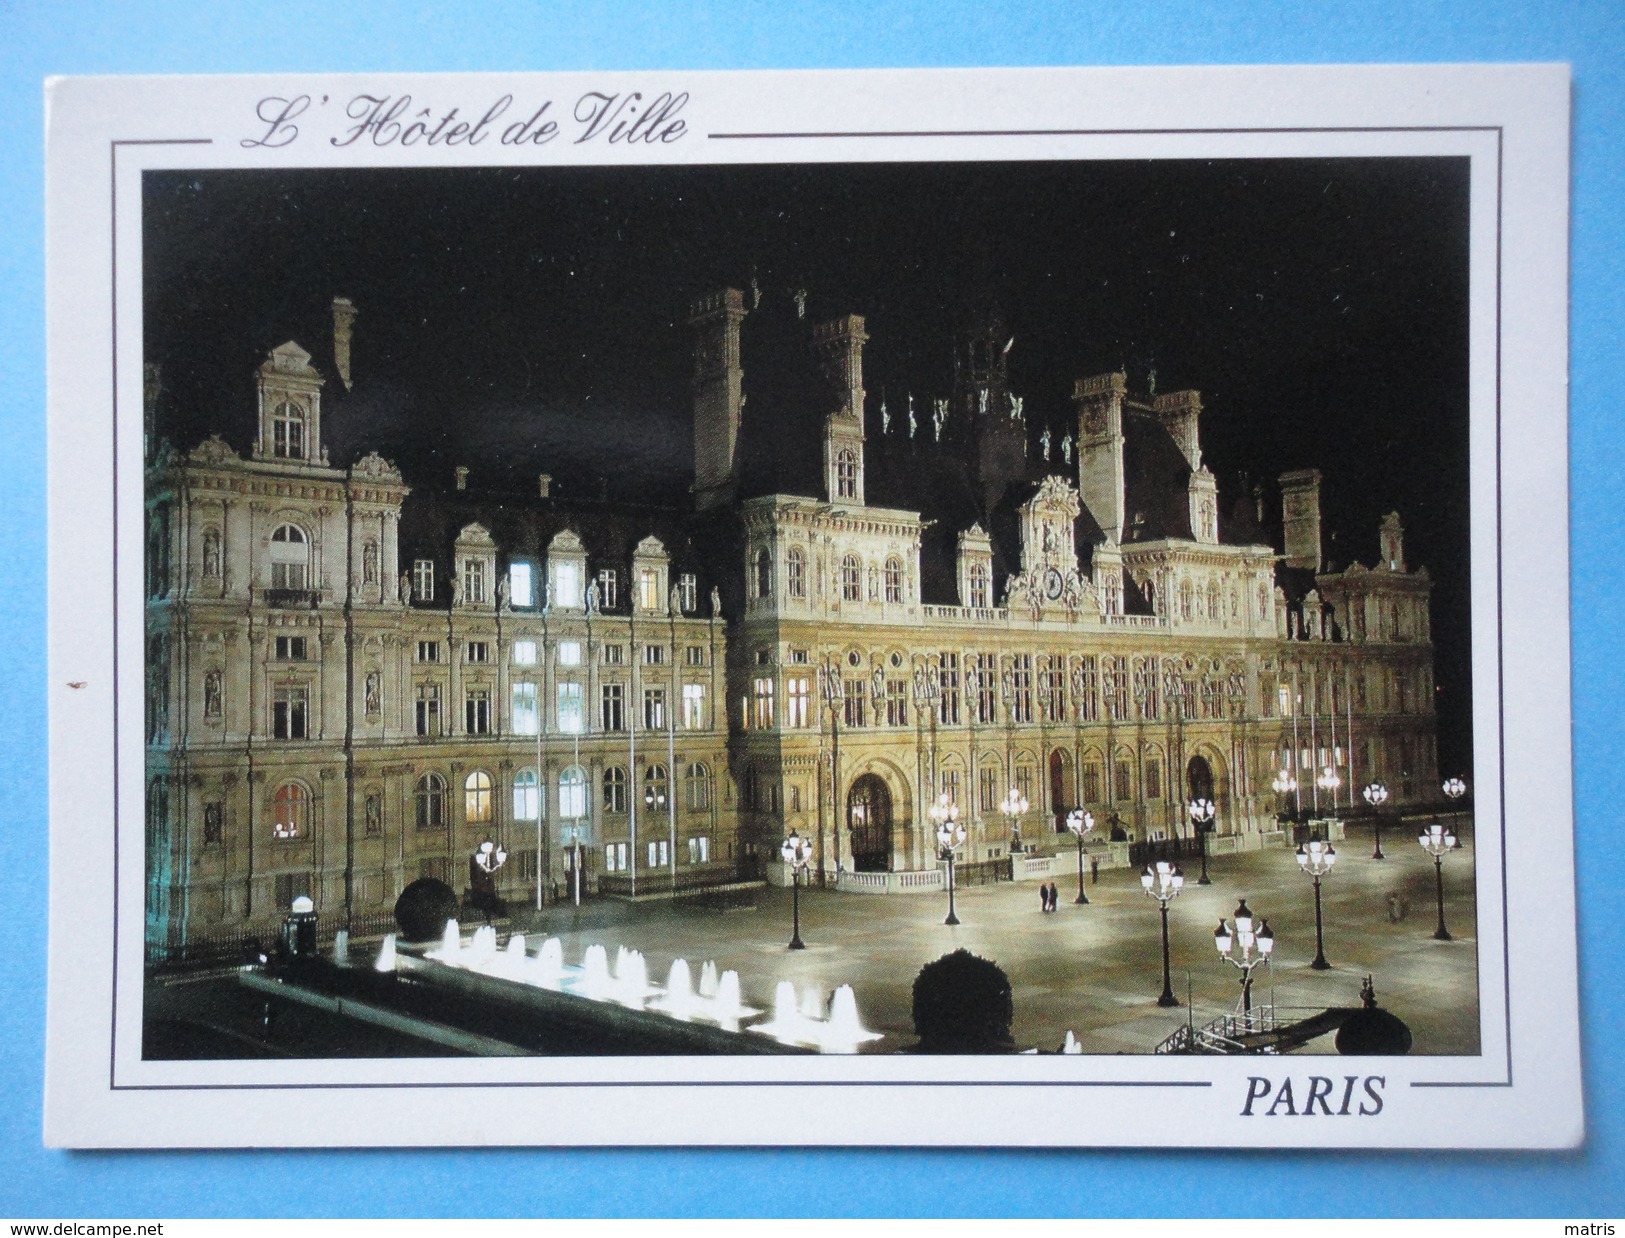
<box><xmin>106</xmin><ymin>124</ymin><xmax>1510</xmax><ymax>1095</ymax></box>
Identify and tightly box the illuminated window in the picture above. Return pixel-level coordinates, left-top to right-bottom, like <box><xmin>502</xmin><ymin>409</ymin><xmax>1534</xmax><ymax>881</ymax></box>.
<box><xmin>512</xmin><ymin>640</ymin><xmax>537</xmax><ymax>666</ymax></box>
<box><xmin>597</xmin><ymin>569</ymin><xmax>618</xmax><ymax>609</ymax></box>
<box><xmin>559</xmin><ymin>766</ymin><xmax>587</xmax><ymax>819</ymax></box>
<box><xmin>841</xmin><ymin>554</ymin><xmax>861</xmax><ymax>602</ymax></box>
<box><xmin>679</xmin><ymin>573</ymin><xmax>697</xmax><ymax>613</ymax></box>
<box><xmin>271</xmin><ymin>782</ymin><xmax>308</xmax><ymax>839</ymax></box>
<box><xmin>508</xmin><ymin>562</ymin><xmax>534</xmax><ymax>608</ymax></box>
<box><xmin>464</xmin><ymin>771</ymin><xmax>492</xmax><ymax>823</ymax></box>
<box><xmin>513</xmin><ymin>768</ymin><xmax>540</xmax><ymax>822</ymax></box>
<box><xmin>413</xmin><ymin>559</ymin><xmax>435</xmax><ymax>601</ymax></box>
<box><xmin>682</xmin><ymin>682</ymin><xmax>706</xmax><ymax>729</ymax></box>
<box><xmin>271</xmin><ymin>401</ymin><xmax>305</xmax><ymax>459</ymax></box>
<box><xmin>786</xmin><ymin>677</ymin><xmax>810</xmax><ymax>728</ymax></box>
<box><xmin>556</xmin><ymin>682</ymin><xmax>583</xmax><ymax>734</ymax></box>
<box><xmin>639</xmin><ymin>568</ymin><xmax>661</xmax><ymax>611</ymax></box>
<box><xmin>557</xmin><ymin>641</ymin><xmax>581</xmax><ymax>666</ymax></box>
<box><xmin>511</xmin><ymin>682</ymin><xmax>538</xmax><ymax>735</ymax></box>
<box><xmin>884</xmin><ymin>557</ymin><xmax>903</xmax><ymax>604</ymax></box>
<box><xmin>969</xmin><ymin>562</ymin><xmax>990</xmax><ymax>609</ymax></box>
<box><xmin>786</xmin><ymin>548</ymin><xmax>806</xmax><ymax>598</ymax></box>
<box><xmin>269</xmin><ymin>524</ymin><xmax>309</xmax><ymax>589</ymax></box>
<box><xmin>836</xmin><ymin>449</ymin><xmax>858</xmax><ymax>499</ymax></box>
<box><xmin>753</xmin><ymin>677</ymin><xmax>775</xmax><ymax>729</ymax></box>
<box><xmin>461</xmin><ymin>557</ymin><xmax>487</xmax><ymax>605</ymax></box>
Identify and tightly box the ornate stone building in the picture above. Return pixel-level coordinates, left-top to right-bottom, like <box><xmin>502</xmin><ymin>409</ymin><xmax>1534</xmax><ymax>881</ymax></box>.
<box><xmin>144</xmin><ymin>288</ymin><xmax>1440</xmax><ymax>956</ymax></box>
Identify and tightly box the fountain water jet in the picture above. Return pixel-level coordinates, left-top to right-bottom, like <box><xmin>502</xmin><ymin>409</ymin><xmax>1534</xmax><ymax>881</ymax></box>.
<box><xmin>374</xmin><ymin>934</ymin><xmax>398</xmax><ymax>973</ymax></box>
<box><xmin>699</xmin><ymin>961</ymin><xmax>719</xmax><ymax>999</ymax></box>
<box><xmin>614</xmin><ymin>948</ymin><xmax>650</xmax><ymax>1008</ymax></box>
<box><xmin>432</xmin><ymin>919</ymin><xmax>462</xmax><ymax>961</ymax></box>
<box><xmin>1062</xmin><ymin>1030</ymin><xmax>1082</xmax><ymax>1054</ymax></box>
<box><xmin>580</xmin><ymin>944</ymin><xmax>611</xmax><ymax>1001</ymax></box>
<box><xmin>332</xmin><ymin>929</ymin><xmax>350</xmax><ymax>966</ymax></box>
<box><xmin>824</xmin><ymin>985</ymin><xmax>883</xmax><ymax>1053</ymax></box>
<box><xmin>654</xmin><ymin>959</ymin><xmax>695</xmax><ymax>1020</ymax></box>
<box><xmin>532</xmin><ymin>937</ymin><xmax>565</xmax><ymax>989</ymax></box>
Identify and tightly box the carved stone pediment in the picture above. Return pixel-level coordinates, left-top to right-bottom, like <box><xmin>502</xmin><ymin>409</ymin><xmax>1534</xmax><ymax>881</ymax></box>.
<box><xmin>456</xmin><ymin>522</ymin><xmax>496</xmax><ymax>547</ymax></box>
<box><xmin>189</xmin><ymin>434</ymin><xmax>239</xmax><ymax>466</ymax></box>
<box><xmin>352</xmin><ymin>450</ymin><xmax>402</xmax><ymax>482</ymax></box>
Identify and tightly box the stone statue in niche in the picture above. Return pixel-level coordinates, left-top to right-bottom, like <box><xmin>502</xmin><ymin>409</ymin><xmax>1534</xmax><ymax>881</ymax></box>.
<box><xmin>203</xmin><ymin>670</ymin><xmax>222</xmax><ymax>718</ymax></box>
<box><xmin>201</xmin><ymin>528</ymin><xmax>221</xmax><ymax>578</ymax></box>
<box><xmin>365</xmin><ymin>792</ymin><xmax>382</xmax><ymax>836</ymax></box>
<box><xmin>364</xmin><ymin>670</ymin><xmax>381</xmax><ymax>716</ymax></box>
<box><xmin>362</xmin><ymin>540</ymin><xmax>378</xmax><ymax>585</ymax></box>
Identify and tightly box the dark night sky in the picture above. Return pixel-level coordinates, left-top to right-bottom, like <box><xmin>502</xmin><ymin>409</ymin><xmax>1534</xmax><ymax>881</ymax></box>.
<box><xmin>143</xmin><ymin>158</ymin><xmax>1472</xmax><ymax>771</ymax></box>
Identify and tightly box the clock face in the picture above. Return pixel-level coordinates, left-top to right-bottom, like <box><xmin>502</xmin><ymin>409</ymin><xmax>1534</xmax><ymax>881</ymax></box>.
<box><xmin>1044</xmin><ymin>568</ymin><xmax>1064</xmax><ymax>600</ymax></box>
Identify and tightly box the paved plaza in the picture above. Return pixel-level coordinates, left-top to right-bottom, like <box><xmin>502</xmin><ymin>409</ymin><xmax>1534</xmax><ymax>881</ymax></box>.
<box><xmin>508</xmin><ymin>820</ymin><xmax>1480</xmax><ymax>1056</ymax></box>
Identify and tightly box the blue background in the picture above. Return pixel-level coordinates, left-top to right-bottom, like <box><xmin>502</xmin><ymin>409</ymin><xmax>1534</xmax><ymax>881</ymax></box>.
<box><xmin>2</xmin><ymin>0</ymin><xmax>1618</xmax><ymax>1218</ymax></box>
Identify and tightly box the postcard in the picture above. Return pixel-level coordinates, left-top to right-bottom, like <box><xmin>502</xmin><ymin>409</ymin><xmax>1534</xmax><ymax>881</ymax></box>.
<box><xmin>43</xmin><ymin>64</ymin><xmax>1577</xmax><ymax>1148</ymax></box>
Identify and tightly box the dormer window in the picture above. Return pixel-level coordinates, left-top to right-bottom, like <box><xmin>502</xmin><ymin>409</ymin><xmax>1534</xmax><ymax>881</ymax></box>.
<box><xmin>271</xmin><ymin>401</ymin><xmax>306</xmax><ymax>460</ymax></box>
<box><xmin>836</xmin><ymin>449</ymin><xmax>858</xmax><ymax>500</ymax></box>
<box><xmin>462</xmin><ymin>557</ymin><xmax>487</xmax><ymax>605</ymax></box>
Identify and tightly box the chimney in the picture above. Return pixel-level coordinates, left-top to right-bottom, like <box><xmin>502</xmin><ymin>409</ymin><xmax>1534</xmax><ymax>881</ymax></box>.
<box><xmin>455</xmin><ymin>466</ymin><xmax>469</xmax><ymax>491</ymax></box>
<box><xmin>688</xmin><ymin>288</ymin><xmax>748</xmax><ymax>512</ymax></box>
<box><xmin>1073</xmin><ymin>372</ymin><xmax>1128</xmax><ymax>545</ymax></box>
<box><xmin>331</xmin><ymin>297</ymin><xmax>357</xmax><ymax>391</ymax></box>
<box><xmin>538</xmin><ymin>473</ymin><xmax>552</xmax><ymax>499</ymax></box>
<box><xmin>1279</xmin><ymin>469</ymin><xmax>1323</xmax><ymax>571</ymax></box>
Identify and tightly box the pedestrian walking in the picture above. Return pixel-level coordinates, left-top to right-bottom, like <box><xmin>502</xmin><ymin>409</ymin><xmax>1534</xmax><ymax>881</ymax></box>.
<box><xmin>1040</xmin><ymin>884</ymin><xmax>1050</xmax><ymax>913</ymax></box>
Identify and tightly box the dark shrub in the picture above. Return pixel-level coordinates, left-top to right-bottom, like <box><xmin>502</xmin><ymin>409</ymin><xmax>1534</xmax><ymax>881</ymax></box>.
<box><xmin>394</xmin><ymin>878</ymin><xmax>460</xmax><ymax>943</ymax></box>
<box><xmin>911</xmin><ymin>948</ymin><xmax>1015</xmax><ymax>1053</ymax></box>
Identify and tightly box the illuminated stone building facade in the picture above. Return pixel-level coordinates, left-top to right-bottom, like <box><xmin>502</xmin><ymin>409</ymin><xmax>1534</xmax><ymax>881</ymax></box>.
<box><xmin>144</xmin><ymin>289</ymin><xmax>1440</xmax><ymax>955</ymax></box>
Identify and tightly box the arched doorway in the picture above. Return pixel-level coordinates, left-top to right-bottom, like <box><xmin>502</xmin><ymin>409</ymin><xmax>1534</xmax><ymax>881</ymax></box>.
<box><xmin>847</xmin><ymin>774</ymin><xmax>893</xmax><ymax>872</ymax></box>
<box><xmin>1187</xmin><ymin>754</ymin><xmax>1215</xmax><ymax>804</ymax></box>
<box><xmin>1049</xmin><ymin>749</ymin><xmax>1072</xmax><ymax>832</ymax></box>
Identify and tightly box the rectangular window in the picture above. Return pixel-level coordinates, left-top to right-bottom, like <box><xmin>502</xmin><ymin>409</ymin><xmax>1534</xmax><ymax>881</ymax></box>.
<box><xmin>1077</xmin><ymin>656</ymin><xmax>1099</xmax><ymax>722</ymax></box>
<box><xmin>686</xmin><ymin>765</ymin><xmax>711</xmax><ymax>812</ymax></box>
<box><xmin>939</xmin><ymin>652</ymin><xmax>961</xmax><ymax>725</ymax></box>
<box><xmin>466</xmin><ymin>641</ymin><xmax>489</xmax><ymax>664</ymax></box>
<box><xmin>682</xmin><ymin>682</ymin><xmax>706</xmax><ymax>730</ymax></box>
<box><xmin>274</xmin><ymin>872</ymin><xmax>312</xmax><ymax>909</ymax></box>
<box><xmin>647</xmin><ymin>839</ymin><xmax>669</xmax><ymax>868</ymax></box>
<box><xmin>679</xmin><ymin>573</ymin><xmax>697</xmax><ymax>613</ymax></box>
<box><xmin>604</xmin><ymin>842</ymin><xmax>628</xmax><ymax>873</ymax></box>
<box><xmin>602</xmin><ymin>643</ymin><xmax>624</xmax><ymax>665</ymax></box>
<box><xmin>416</xmin><ymin>640</ymin><xmax>440</xmax><ymax>663</ymax></box>
<box><xmin>979</xmin><ymin>766</ymin><xmax>998</xmax><ymax>814</ymax></box>
<box><xmin>203</xmin><ymin>801</ymin><xmax>223</xmax><ymax>845</ymax></box>
<box><xmin>512</xmin><ymin>639</ymin><xmax>537</xmax><ymax>666</ymax></box>
<box><xmin>557</xmin><ymin>682</ymin><xmax>583</xmax><ymax>734</ymax></box>
<box><xmin>685</xmin><ymin>644</ymin><xmax>706</xmax><ymax>667</ymax></box>
<box><xmin>1015</xmin><ymin>764</ymin><xmax>1034</xmax><ymax>806</ymax></box>
<box><xmin>600</xmin><ymin>682</ymin><xmax>625</xmax><ymax>732</ymax></box>
<box><xmin>462</xmin><ymin>558</ymin><xmax>487</xmax><ymax>604</ymax></box>
<box><xmin>1082</xmin><ymin>763</ymin><xmax>1102</xmax><ymax>803</ymax></box>
<box><xmin>511</xmin><ymin>682</ymin><xmax>539</xmax><ymax>736</ymax></box>
<box><xmin>789</xmin><ymin>785</ymin><xmax>802</xmax><ymax>812</ymax></box>
<box><xmin>644</xmin><ymin>686</ymin><xmax>667</xmax><ymax>730</ymax></box>
<box><xmin>639</xmin><ymin>568</ymin><xmax>661</xmax><ymax>611</ymax></box>
<box><xmin>415</xmin><ymin>684</ymin><xmax>441</xmax><ymax>736</ymax></box>
<box><xmin>786</xmin><ymin>677</ymin><xmax>810</xmax><ymax>728</ymax></box>
<box><xmin>885</xmin><ymin>678</ymin><xmax>908</xmax><ymax>727</ymax></box>
<box><xmin>464</xmin><ymin>689</ymin><xmax>490</xmax><ymax>735</ymax></box>
<box><xmin>1011</xmin><ymin>654</ymin><xmax>1033</xmax><ymax>724</ymax></box>
<box><xmin>1114</xmin><ymin>760</ymin><xmax>1133</xmax><ymax>802</ymax></box>
<box><xmin>1041</xmin><ymin>657</ymin><xmax>1066</xmax><ymax>724</ymax></box>
<box><xmin>555</xmin><ymin>562</ymin><xmax>583</xmax><ymax>609</ymax></box>
<box><xmin>941</xmin><ymin>769</ymin><xmax>961</xmax><ymax>811</ymax></box>
<box><xmin>513</xmin><ymin>775</ymin><xmax>541</xmax><ymax>822</ymax></box>
<box><xmin>975</xmin><ymin>655</ymin><xmax>997</xmax><ymax>725</ymax></box>
<box><xmin>687</xmin><ymin>835</ymin><xmax>710</xmax><ymax>865</ymax></box>
<box><xmin>643</xmin><ymin>644</ymin><xmax>666</xmax><ymax>665</ymax></box>
<box><xmin>272</xmin><ymin>686</ymin><xmax>308</xmax><ymax>739</ymax></box>
<box><xmin>274</xmin><ymin>635</ymin><xmax>307</xmax><ymax>661</ymax></box>
<box><xmin>752</xmin><ymin>678</ymin><xmax>775</xmax><ymax>730</ymax></box>
<box><xmin>1106</xmin><ymin>657</ymin><xmax>1130</xmax><ymax>722</ymax></box>
<box><xmin>413</xmin><ymin>559</ymin><xmax>435</xmax><ymax>602</ymax></box>
<box><xmin>597</xmin><ymin>569</ymin><xmax>618</xmax><ymax>610</ymax></box>
<box><xmin>788</xmin><ymin>648</ymin><xmax>810</xmax><ymax>665</ymax></box>
<box><xmin>1145</xmin><ymin>758</ymin><xmax>1163</xmax><ymax>802</ymax></box>
<box><xmin>508</xmin><ymin>562</ymin><xmax>534</xmax><ymax>608</ymax></box>
<box><xmin>557</xmin><ymin>641</ymin><xmax>581</xmax><ymax>667</ymax></box>
<box><xmin>843</xmin><ymin>680</ymin><xmax>867</xmax><ymax>728</ymax></box>
<box><xmin>1136</xmin><ymin>660</ymin><xmax>1161</xmax><ymax>721</ymax></box>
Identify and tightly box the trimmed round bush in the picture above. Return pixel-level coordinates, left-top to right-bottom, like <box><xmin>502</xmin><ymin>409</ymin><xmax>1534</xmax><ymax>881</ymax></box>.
<box><xmin>911</xmin><ymin>948</ymin><xmax>1015</xmax><ymax>1054</ymax></box>
<box><xmin>394</xmin><ymin>878</ymin><xmax>460</xmax><ymax>943</ymax></box>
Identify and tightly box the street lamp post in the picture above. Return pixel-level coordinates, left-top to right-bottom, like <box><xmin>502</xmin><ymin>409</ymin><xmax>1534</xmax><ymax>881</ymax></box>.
<box><xmin>999</xmin><ymin>786</ymin><xmax>1029</xmax><ymax>857</ymax></box>
<box><xmin>931</xmin><ymin>794</ymin><xmax>966</xmax><ymax>927</ymax></box>
<box><xmin>1065</xmin><ymin>808</ymin><xmax>1094</xmax><ymax>904</ymax></box>
<box><xmin>1296</xmin><ymin>838</ymin><xmax>1337</xmax><ymax>970</ymax></box>
<box><xmin>1418</xmin><ymin>821</ymin><xmax>1459</xmax><ymax>941</ymax></box>
<box><xmin>1316</xmin><ymin>765</ymin><xmax>1342</xmax><ymax>835</ymax></box>
<box><xmin>1214</xmin><ymin>898</ymin><xmax>1275</xmax><ymax>1015</ymax></box>
<box><xmin>1362</xmin><ymin>780</ymin><xmax>1389</xmax><ymax>859</ymax></box>
<box><xmin>1141</xmin><ymin>860</ymin><xmax>1185</xmax><ymax>1007</ymax></box>
<box><xmin>1271</xmin><ymin>768</ymin><xmax>1299</xmax><ymax>828</ymax></box>
<box><xmin>780</xmin><ymin>829</ymin><xmax>813</xmax><ymax>950</ymax></box>
<box><xmin>1188</xmin><ymin>797</ymin><xmax>1216</xmax><ymax>885</ymax></box>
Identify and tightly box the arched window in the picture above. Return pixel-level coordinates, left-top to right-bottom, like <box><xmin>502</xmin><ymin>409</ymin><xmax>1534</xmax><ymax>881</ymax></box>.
<box><xmin>272</xmin><ymin>782</ymin><xmax>308</xmax><ymax>839</ymax></box>
<box><xmin>414</xmin><ymin>773</ymin><xmax>446</xmax><ymax>831</ymax></box>
<box><xmin>1180</xmin><ymin>578</ymin><xmax>1194</xmax><ymax>620</ymax></box>
<box><xmin>786</xmin><ymin>546</ymin><xmax>806</xmax><ymax>599</ymax></box>
<box><xmin>841</xmin><ymin>554</ymin><xmax>862</xmax><ymax>602</ymax></box>
<box><xmin>884</xmin><ymin>557</ymin><xmax>904</xmax><ymax>604</ymax></box>
<box><xmin>836</xmin><ymin>449</ymin><xmax>858</xmax><ymax>500</ymax></box>
<box><xmin>559</xmin><ymin>765</ymin><xmax>587</xmax><ymax>819</ymax></box>
<box><xmin>271</xmin><ymin>400</ymin><xmax>306</xmax><ymax>459</ymax></box>
<box><xmin>269</xmin><ymin>524</ymin><xmax>310</xmax><ymax>589</ymax></box>
<box><xmin>603</xmin><ymin>765</ymin><xmax>627</xmax><ymax>814</ymax></box>
<box><xmin>754</xmin><ymin>548</ymin><xmax>773</xmax><ymax>599</ymax></box>
<box><xmin>462</xmin><ymin>770</ymin><xmax>492</xmax><ymax>823</ymax></box>
<box><xmin>644</xmin><ymin>763</ymin><xmax>669</xmax><ymax>813</ymax></box>
<box><xmin>685</xmin><ymin>761</ymin><xmax>711</xmax><ymax>811</ymax></box>
<box><xmin>513</xmin><ymin>768</ymin><xmax>541</xmax><ymax>821</ymax></box>
<box><xmin>1207</xmin><ymin>580</ymin><xmax>1221</xmax><ymax>622</ymax></box>
<box><xmin>969</xmin><ymin>562</ymin><xmax>990</xmax><ymax>609</ymax></box>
